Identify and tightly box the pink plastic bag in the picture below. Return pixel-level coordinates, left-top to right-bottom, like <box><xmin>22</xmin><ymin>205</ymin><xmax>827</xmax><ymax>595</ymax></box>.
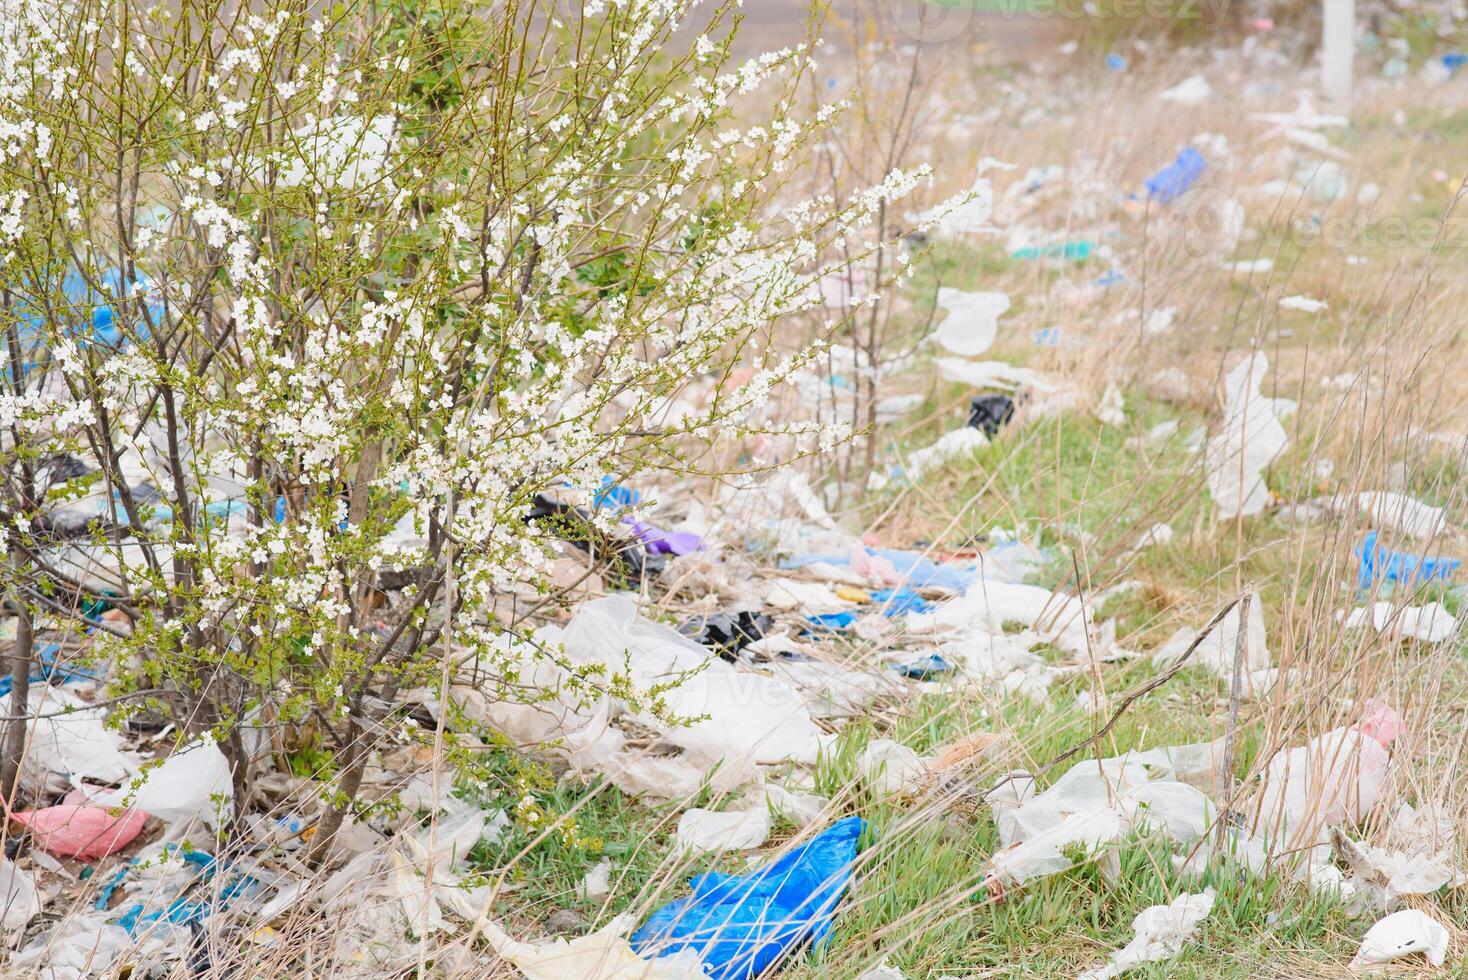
<box><xmin>12</xmin><ymin>804</ymin><xmax>147</xmax><ymax>860</ymax></box>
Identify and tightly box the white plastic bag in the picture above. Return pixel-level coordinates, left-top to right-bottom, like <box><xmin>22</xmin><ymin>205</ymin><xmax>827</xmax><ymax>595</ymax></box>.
<box><xmin>1205</xmin><ymin>354</ymin><xmax>1287</xmax><ymax>518</ymax></box>
<box><xmin>561</xmin><ymin>597</ymin><xmax>823</xmax><ymax>766</ymax></box>
<box><xmin>92</xmin><ymin>735</ymin><xmax>234</xmax><ymax>829</ymax></box>
<box><xmin>0</xmin><ymin>686</ymin><xmax>137</xmax><ymax>796</ymax></box>
<box><xmin>675</xmin><ymin>807</ymin><xmax>770</xmax><ymax>855</ymax></box>
<box><xmin>1350</xmin><ymin>909</ymin><xmax>1449</xmax><ymax>968</ymax></box>
<box><xmin>1076</xmin><ymin>889</ymin><xmax>1214</xmax><ymax>980</ymax></box>
<box><xmin>860</xmin><ymin>740</ymin><xmax>928</xmax><ymax>797</ymax></box>
<box><xmin>0</xmin><ymin>858</ymin><xmax>40</xmax><ymax>937</ymax></box>
<box><xmin>1254</xmin><ymin>715</ymin><xmax>1395</xmax><ymax>851</ymax></box>
<box><xmin>480</xmin><ymin>914</ymin><xmax>710</xmax><ymax>979</ymax></box>
<box><xmin>933</xmin><ymin>288</ymin><xmax>1009</xmax><ymax>356</ymax></box>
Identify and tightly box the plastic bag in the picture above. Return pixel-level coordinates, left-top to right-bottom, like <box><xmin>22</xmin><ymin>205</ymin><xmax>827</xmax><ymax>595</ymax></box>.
<box><xmin>91</xmin><ymin>736</ymin><xmax>234</xmax><ymax>829</ymax></box>
<box><xmin>1357</xmin><ymin>491</ymin><xmax>1447</xmax><ymax>541</ymax></box>
<box><xmin>1204</xmin><ymin>354</ymin><xmax>1287</xmax><ymax>518</ymax></box>
<box><xmin>560</xmin><ymin>597</ymin><xmax>823</xmax><ymax>766</ymax></box>
<box><xmin>1145</xmin><ymin>146</ymin><xmax>1205</xmax><ymax>204</ymax></box>
<box><xmin>968</xmin><ymin>395</ymin><xmax>1016</xmax><ymax>437</ymax></box>
<box><xmin>1343</xmin><ymin>601</ymin><xmax>1458</xmax><ymax>644</ymax></box>
<box><xmin>12</xmin><ymin>803</ymin><xmax>148</xmax><ymax>860</ymax></box>
<box><xmin>482</xmin><ymin>914</ymin><xmax>710</xmax><ymax>979</ymax></box>
<box><xmin>933</xmin><ymin>288</ymin><xmax>1009</xmax><ymax>357</ymax></box>
<box><xmin>1076</xmin><ymin>889</ymin><xmax>1214</xmax><ymax>980</ymax></box>
<box><xmin>860</xmin><ymin>740</ymin><xmax>928</xmax><ymax>797</ymax></box>
<box><xmin>1254</xmin><ymin>705</ymin><xmax>1398</xmax><ymax>851</ymax></box>
<box><xmin>632</xmin><ymin>817</ymin><xmax>866</xmax><ymax>980</ymax></box>
<box><xmin>1350</xmin><ymin>909</ymin><xmax>1449</xmax><ymax>968</ymax></box>
<box><xmin>675</xmin><ymin>808</ymin><xmax>771</xmax><ymax>855</ymax></box>
<box><xmin>0</xmin><ymin>685</ymin><xmax>137</xmax><ymax>796</ymax></box>
<box><xmin>1356</xmin><ymin>531</ymin><xmax>1460</xmax><ymax>589</ymax></box>
<box><xmin>1150</xmin><ymin>592</ymin><xmax>1270</xmax><ymax>679</ymax></box>
<box><xmin>1</xmin><ymin>857</ymin><xmax>41</xmax><ymax>936</ymax></box>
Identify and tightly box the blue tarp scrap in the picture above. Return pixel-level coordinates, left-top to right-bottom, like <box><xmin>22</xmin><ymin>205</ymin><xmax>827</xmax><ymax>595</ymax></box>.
<box><xmin>1356</xmin><ymin>531</ymin><xmax>1461</xmax><ymax>590</ymax></box>
<box><xmin>869</xmin><ymin>588</ymin><xmax>932</xmax><ymax>617</ymax></box>
<box><xmin>96</xmin><ymin>845</ymin><xmax>258</xmax><ymax>934</ymax></box>
<box><xmin>632</xmin><ymin>816</ymin><xmax>867</xmax><ymax>980</ymax></box>
<box><xmin>1145</xmin><ymin>146</ymin><xmax>1206</xmax><ymax>204</ymax></box>
<box><xmin>803</xmin><ymin>611</ymin><xmax>857</xmax><ymax>633</ymax></box>
<box><xmin>891</xmin><ymin>653</ymin><xmax>954</xmax><ymax>680</ymax></box>
<box><xmin>0</xmin><ymin>643</ymin><xmax>99</xmax><ymax>698</ymax></box>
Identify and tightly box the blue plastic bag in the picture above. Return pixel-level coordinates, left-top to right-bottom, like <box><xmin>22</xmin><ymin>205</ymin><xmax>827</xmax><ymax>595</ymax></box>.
<box><xmin>869</xmin><ymin>588</ymin><xmax>932</xmax><ymax>617</ymax></box>
<box><xmin>1146</xmin><ymin>146</ymin><xmax>1205</xmax><ymax>205</ymax></box>
<box><xmin>632</xmin><ymin>816</ymin><xmax>867</xmax><ymax>979</ymax></box>
<box><xmin>1357</xmin><ymin>531</ymin><xmax>1461</xmax><ymax>590</ymax></box>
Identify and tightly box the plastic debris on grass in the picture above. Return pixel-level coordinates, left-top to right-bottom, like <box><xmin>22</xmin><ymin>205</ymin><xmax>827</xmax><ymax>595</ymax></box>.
<box><xmin>1342</xmin><ymin>601</ymin><xmax>1459</xmax><ymax>644</ymax></box>
<box><xmin>1076</xmin><ymin>889</ymin><xmax>1215</xmax><ymax>980</ymax></box>
<box><xmin>1356</xmin><ymin>531</ymin><xmax>1461</xmax><ymax>590</ymax></box>
<box><xmin>482</xmin><ymin>914</ymin><xmax>711</xmax><ymax>979</ymax></box>
<box><xmin>631</xmin><ymin>816</ymin><xmax>866</xmax><ymax>980</ymax></box>
<box><xmin>1204</xmin><ymin>353</ymin><xmax>1288</xmax><ymax>519</ymax></box>
<box><xmin>1350</xmin><ymin>909</ymin><xmax>1450</xmax><ymax>969</ymax></box>
<box><xmin>1145</xmin><ymin>146</ymin><xmax>1206</xmax><ymax>204</ymax></box>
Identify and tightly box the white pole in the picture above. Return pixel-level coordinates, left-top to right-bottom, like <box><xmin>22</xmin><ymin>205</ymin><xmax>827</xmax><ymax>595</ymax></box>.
<box><xmin>1323</xmin><ymin>0</ymin><xmax>1355</xmax><ymax>106</ymax></box>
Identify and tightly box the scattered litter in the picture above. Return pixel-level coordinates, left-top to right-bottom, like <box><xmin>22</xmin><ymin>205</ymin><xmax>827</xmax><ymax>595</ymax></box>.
<box><xmin>933</xmin><ymin>288</ymin><xmax>1010</xmax><ymax>356</ymax></box>
<box><xmin>1343</xmin><ymin>602</ymin><xmax>1458</xmax><ymax>644</ymax></box>
<box><xmin>1145</xmin><ymin>146</ymin><xmax>1206</xmax><ymax>204</ymax></box>
<box><xmin>1279</xmin><ymin>295</ymin><xmax>1327</xmax><ymax>313</ymax></box>
<box><xmin>968</xmin><ymin>394</ymin><xmax>1016</xmax><ymax>437</ymax></box>
<box><xmin>632</xmin><ymin>817</ymin><xmax>866</xmax><ymax>979</ymax></box>
<box><xmin>1159</xmin><ymin>74</ymin><xmax>1211</xmax><ymax>104</ymax></box>
<box><xmin>1350</xmin><ymin>909</ymin><xmax>1449</xmax><ymax>969</ymax></box>
<box><xmin>676</xmin><ymin>808</ymin><xmax>771</xmax><ymax>855</ymax></box>
<box><xmin>1076</xmin><ymin>889</ymin><xmax>1215</xmax><ymax>980</ymax></box>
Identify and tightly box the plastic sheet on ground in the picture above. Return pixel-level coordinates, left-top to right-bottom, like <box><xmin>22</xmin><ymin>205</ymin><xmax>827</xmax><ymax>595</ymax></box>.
<box><xmin>1357</xmin><ymin>491</ymin><xmax>1448</xmax><ymax>540</ymax></box>
<box><xmin>1204</xmin><ymin>354</ymin><xmax>1287</xmax><ymax>518</ymax></box>
<box><xmin>482</xmin><ymin>914</ymin><xmax>710</xmax><ymax>979</ymax></box>
<box><xmin>1350</xmin><ymin>909</ymin><xmax>1449</xmax><ymax>969</ymax></box>
<box><xmin>676</xmin><ymin>807</ymin><xmax>771</xmax><ymax>855</ymax></box>
<box><xmin>557</xmin><ymin>597</ymin><xmax>823</xmax><ymax>767</ymax></box>
<box><xmin>1150</xmin><ymin>592</ymin><xmax>1271</xmax><ymax>681</ymax></box>
<box><xmin>908</xmin><ymin>575</ymin><xmax>1098</xmax><ymax>661</ymax></box>
<box><xmin>985</xmin><ymin>779</ymin><xmax>1215</xmax><ymax>889</ymax></box>
<box><xmin>632</xmin><ymin>816</ymin><xmax>866</xmax><ymax>980</ymax></box>
<box><xmin>1076</xmin><ymin>889</ymin><xmax>1214</xmax><ymax>980</ymax></box>
<box><xmin>1343</xmin><ymin>601</ymin><xmax>1458</xmax><ymax>644</ymax></box>
<box><xmin>0</xmin><ymin>685</ymin><xmax>137</xmax><ymax>796</ymax></box>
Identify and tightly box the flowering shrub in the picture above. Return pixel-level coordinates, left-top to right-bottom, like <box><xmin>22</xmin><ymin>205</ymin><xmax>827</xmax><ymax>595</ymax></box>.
<box><xmin>0</xmin><ymin>0</ymin><xmax>941</xmax><ymax>853</ymax></box>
